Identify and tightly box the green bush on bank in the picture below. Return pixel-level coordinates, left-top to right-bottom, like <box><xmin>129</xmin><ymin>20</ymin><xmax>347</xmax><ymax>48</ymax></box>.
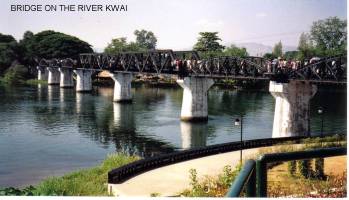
<box><xmin>0</xmin><ymin>64</ymin><xmax>28</xmax><ymax>85</ymax></box>
<box><xmin>181</xmin><ymin>134</ymin><xmax>346</xmax><ymax>197</ymax></box>
<box><xmin>0</xmin><ymin>153</ymin><xmax>139</xmax><ymax>196</ymax></box>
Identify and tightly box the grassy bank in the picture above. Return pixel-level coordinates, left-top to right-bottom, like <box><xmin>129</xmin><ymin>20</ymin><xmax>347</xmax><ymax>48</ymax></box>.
<box><xmin>180</xmin><ymin>135</ymin><xmax>346</xmax><ymax>197</ymax></box>
<box><xmin>0</xmin><ymin>153</ymin><xmax>139</xmax><ymax>196</ymax></box>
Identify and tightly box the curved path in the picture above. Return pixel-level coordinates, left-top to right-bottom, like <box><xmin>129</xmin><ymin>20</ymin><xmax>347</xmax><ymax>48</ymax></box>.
<box><xmin>108</xmin><ymin>143</ymin><xmax>304</xmax><ymax>197</ymax></box>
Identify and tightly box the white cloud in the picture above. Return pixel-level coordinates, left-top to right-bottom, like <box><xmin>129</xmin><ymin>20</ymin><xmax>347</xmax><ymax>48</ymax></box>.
<box><xmin>197</xmin><ymin>19</ymin><xmax>224</xmax><ymax>29</ymax></box>
<box><xmin>256</xmin><ymin>12</ymin><xmax>267</xmax><ymax>18</ymax></box>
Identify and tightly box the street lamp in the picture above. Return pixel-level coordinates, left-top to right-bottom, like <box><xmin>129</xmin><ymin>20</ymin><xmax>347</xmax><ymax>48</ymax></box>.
<box><xmin>318</xmin><ymin>107</ymin><xmax>324</xmax><ymax>137</ymax></box>
<box><xmin>234</xmin><ymin>115</ymin><xmax>243</xmax><ymax>164</ymax></box>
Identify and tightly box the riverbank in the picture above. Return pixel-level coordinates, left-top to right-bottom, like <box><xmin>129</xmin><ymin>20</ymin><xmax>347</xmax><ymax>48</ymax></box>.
<box><xmin>0</xmin><ymin>154</ymin><xmax>139</xmax><ymax>196</ymax></box>
<box><xmin>0</xmin><ymin>135</ymin><xmax>345</xmax><ymax>196</ymax></box>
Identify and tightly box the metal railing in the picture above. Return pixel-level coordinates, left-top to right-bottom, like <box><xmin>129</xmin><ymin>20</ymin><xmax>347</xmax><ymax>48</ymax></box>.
<box><xmin>108</xmin><ymin>136</ymin><xmax>308</xmax><ymax>184</ymax></box>
<box><xmin>226</xmin><ymin>147</ymin><xmax>347</xmax><ymax>197</ymax></box>
<box><xmin>226</xmin><ymin>159</ymin><xmax>256</xmax><ymax>197</ymax></box>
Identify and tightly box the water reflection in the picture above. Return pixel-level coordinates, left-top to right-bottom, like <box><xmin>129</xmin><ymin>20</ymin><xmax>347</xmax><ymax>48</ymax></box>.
<box><xmin>180</xmin><ymin>122</ymin><xmax>207</xmax><ymax>149</ymax></box>
<box><xmin>0</xmin><ymin>84</ymin><xmax>346</xmax><ymax>187</ymax></box>
<box><xmin>113</xmin><ymin>102</ymin><xmax>134</xmax><ymax>130</ymax></box>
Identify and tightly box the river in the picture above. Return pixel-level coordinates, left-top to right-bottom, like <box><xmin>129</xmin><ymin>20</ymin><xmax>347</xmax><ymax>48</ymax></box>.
<box><xmin>0</xmin><ymin>84</ymin><xmax>346</xmax><ymax>187</ymax></box>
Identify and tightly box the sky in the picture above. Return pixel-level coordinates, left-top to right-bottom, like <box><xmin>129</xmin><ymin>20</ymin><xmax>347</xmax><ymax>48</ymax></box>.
<box><xmin>0</xmin><ymin>0</ymin><xmax>347</xmax><ymax>52</ymax></box>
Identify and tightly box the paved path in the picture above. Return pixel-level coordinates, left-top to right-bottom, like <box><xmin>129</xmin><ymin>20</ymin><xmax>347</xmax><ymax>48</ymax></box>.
<box><xmin>108</xmin><ymin>144</ymin><xmax>296</xmax><ymax>197</ymax></box>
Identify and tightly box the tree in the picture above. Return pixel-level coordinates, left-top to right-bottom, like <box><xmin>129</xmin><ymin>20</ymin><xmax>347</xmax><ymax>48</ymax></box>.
<box><xmin>263</xmin><ymin>52</ymin><xmax>277</xmax><ymax>60</ymax></box>
<box><xmin>0</xmin><ymin>33</ymin><xmax>19</xmax><ymax>74</ymax></box>
<box><xmin>104</xmin><ymin>37</ymin><xmax>145</xmax><ymax>54</ymax></box>
<box><xmin>297</xmin><ymin>32</ymin><xmax>316</xmax><ymax>60</ymax></box>
<box><xmin>310</xmin><ymin>17</ymin><xmax>346</xmax><ymax>56</ymax></box>
<box><xmin>223</xmin><ymin>45</ymin><xmax>249</xmax><ymax>57</ymax></box>
<box><xmin>284</xmin><ymin>51</ymin><xmax>298</xmax><ymax>60</ymax></box>
<box><xmin>18</xmin><ymin>31</ymin><xmax>35</xmax><ymax>66</ymax></box>
<box><xmin>193</xmin><ymin>32</ymin><xmax>225</xmax><ymax>52</ymax></box>
<box><xmin>272</xmin><ymin>41</ymin><xmax>283</xmax><ymax>58</ymax></box>
<box><xmin>134</xmin><ymin>29</ymin><xmax>157</xmax><ymax>50</ymax></box>
<box><xmin>27</xmin><ymin>30</ymin><xmax>93</xmax><ymax>59</ymax></box>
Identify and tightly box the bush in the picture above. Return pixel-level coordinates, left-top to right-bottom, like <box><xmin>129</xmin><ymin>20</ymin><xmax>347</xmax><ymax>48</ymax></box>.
<box><xmin>314</xmin><ymin>158</ymin><xmax>325</xmax><ymax>179</ymax></box>
<box><xmin>287</xmin><ymin>161</ymin><xmax>297</xmax><ymax>176</ymax></box>
<box><xmin>181</xmin><ymin>164</ymin><xmax>241</xmax><ymax>197</ymax></box>
<box><xmin>0</xmin><ymin>153</ymin><xmax>139</xmax><ymax>196</ymax></box>
<box><xmin>2</xmin><ymin>64</ymin><xmax>28</xmax><ymax>85</ymax></box>
<box><xmin>298</xmin><ymin>159</ymin><xmax>312</xmax><ymax>179</ymax></box>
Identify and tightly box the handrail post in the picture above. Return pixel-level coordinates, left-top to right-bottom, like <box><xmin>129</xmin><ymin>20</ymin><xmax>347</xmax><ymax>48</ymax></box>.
<box><xmin>256</xmin><ymin>158</ymin><xmax>267</xmax><ymax>197</ymax></box>
<box><xmin>246</xmin><ymin>167</ymin><xmax>256</xmax><ymax>197</ymax></box>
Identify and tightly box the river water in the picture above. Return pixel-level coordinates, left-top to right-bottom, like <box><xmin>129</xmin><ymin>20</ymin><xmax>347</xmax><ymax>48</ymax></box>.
<box><xmin>0</xmin><ymin>84</ymin><xmax>346</xmax><ymax>187</ymax></box>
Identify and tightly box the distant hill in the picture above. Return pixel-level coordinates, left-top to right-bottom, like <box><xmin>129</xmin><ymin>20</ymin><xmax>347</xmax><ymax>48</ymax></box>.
<box><xmin>234</xmin><ymin>42</ymin><xmax>297</xmax><ymax>57</ymax></box>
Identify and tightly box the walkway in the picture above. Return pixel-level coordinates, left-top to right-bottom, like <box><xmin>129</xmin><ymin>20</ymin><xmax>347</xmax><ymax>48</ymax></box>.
<box><xmin>108</xmin><ymin>144</ymin><xmax>303</xmax><ymax>197</ymax></box>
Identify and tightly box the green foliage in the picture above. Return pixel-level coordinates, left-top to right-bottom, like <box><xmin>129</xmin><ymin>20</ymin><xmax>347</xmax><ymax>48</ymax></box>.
<box><xmin>27</xmin><ymin>30</ymin><xmax>93</xmax><ymax>59</ymax></box>
<box><xmin>0</xmin><ymin>153</ymin><xmax>138</xmax><ymax>196</ymax></box>
<box><xmin>34</xmin><ymin>153</ymin><xmax>138</xmax><ymax>196</ymax></box>
<box><xmin>0</xmin><ymin>33</ymin><xmax>19</xmax><ymax>74</ymax></box>
<box><xmin>287</xmin><ymin>160</ymin><xmax>297</xmax><ymax>176</ymax></box>
<box><xmin>0</xmin><ymin>33</ymin><xmax>16</xmax><ymax>43</ymax></box>
<box><xmin>193</xmin><ymin>32</ymin><xmax>225</xmax><ymax>54</ymax></box>
<box><xmin>284</xmin><ymin>51</ymin><xmax>298</xmax><ymax>60</ymax></box>
<box><xmin>2</xmin><ymin>64</ymin><xmax>28</xmax><ymax>85</ymax></box>
<box><xmin>104</xmin><ymin>37</ymin><xmax>145</xmax><ymax>54</ymax></box>
<box><xmin>272</xmin><ymin>41</ymin><xmax>283</xmax><ymax>57</ymax></box>
<box><xmin>223</xmin><ymin>45</ymin><xmax>249</xmax><ymax>57</ymax></box>
<box><xmin>263</xmin><ymin>52</ymin><xmax>277</xmax><ymax>60</ymax></box>
<box><xmin>314</xmin><ymin>158</ymin><xmax>325</xmax><ymax>179</ymax></box>
<box><xmin>310</xmin><ymin>17</ymin><xmax>347</xmax><ymax>56</ymax></box>
<box><xmin>134</xmin><ymin>29</ymin><xmax>157</xmax><ymax>50</ymax></box>
<box><xmin>298</xmin><ymin>159</ymin><xmax>311</xmax><ymax>178</ymax></box>
<box><xmin>181</xmin><ymin>164</ymin><xmax>241</xmax><ymax>197</ymax></box>
<box><xmin>0</xmin><ymin>186</ymin><xmax>36</xmax><ymax>196</ymax></box>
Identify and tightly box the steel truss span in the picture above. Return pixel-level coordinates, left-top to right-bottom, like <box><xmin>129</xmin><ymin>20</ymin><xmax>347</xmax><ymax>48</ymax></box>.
<box><xmin>37</xmin><ymin>50</ymin><xmax>347</xmax><ymax>84</ymax></box>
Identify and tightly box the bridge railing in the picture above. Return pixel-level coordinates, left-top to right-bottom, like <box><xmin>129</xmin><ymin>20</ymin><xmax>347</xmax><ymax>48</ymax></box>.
<box><xmin>35</xmin><ymin>51</ymin><xmax>347</xmax><ymax>83</ymax></box>
<box><xmin>226</xmin><ymin>147</ymin><xmax>347</xmax><ymax>197</ymax></box>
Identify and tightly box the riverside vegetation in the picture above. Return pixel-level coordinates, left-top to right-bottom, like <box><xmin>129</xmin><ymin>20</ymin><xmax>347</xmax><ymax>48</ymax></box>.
<box><xmin>0</xmin><ymin>136</ymin><xmax>345</xmax><ymax>196</ymax></box>
<box><xmin>180</xmin><ymin>135</ymin><xmax>346</xmax><ymax>197</ymax></box>
<box><xmin>0</xmin><ymin>154</ymin><xmax>139</xmax><ymax>196</ymax></box>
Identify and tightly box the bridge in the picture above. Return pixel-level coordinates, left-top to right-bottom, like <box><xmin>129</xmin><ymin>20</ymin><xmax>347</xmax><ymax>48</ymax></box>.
<box><xmin>35</xmin><ymin>49</ymin><xmax>346</xmax><ymax>138</ymax></box>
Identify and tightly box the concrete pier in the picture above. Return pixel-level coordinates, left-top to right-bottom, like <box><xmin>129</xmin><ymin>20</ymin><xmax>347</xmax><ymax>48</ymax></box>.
<box><xmin>58</xmin><ymin>68</ymin><xmax>74</xmax><ymax>88</ymax></box>
<box><xmin>110</xmin><ymin>72</ymin><xmax>133</xmax><ymax>103</ymax></box>
<box><xmin>47</xmin><ymin>67</ymin><xmax>60</xmax><ymax>85</ymax></box>
<box><xmin>176</xmin><ymin>77</ymin><xmax>214</xmax><ymax>121</ymax></box>
<box><xmin>74</xmin><ymin>69</ymin><xmax>93</xmax><ymax>92</ymax></box>
<box><xmin>37</xmin><ymin>66</ymin><xmax>48</xmax><ymax>81</ymax></box>
<box><xmin>269</xmin><ymin>80</ymin><xmax>317</xmax><ymax>137</ymax></box>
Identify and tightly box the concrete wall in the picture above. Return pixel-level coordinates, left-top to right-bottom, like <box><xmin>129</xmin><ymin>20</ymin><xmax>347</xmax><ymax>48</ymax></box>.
<box><xmin>269</xmin><ymin>80</ymin><xmax>317</xmax><ymax>137</ymax></box>
<box><xmin>176</xmin><ymin>77</ymin><xmax>214</xmax><ymax>121</ymax></box>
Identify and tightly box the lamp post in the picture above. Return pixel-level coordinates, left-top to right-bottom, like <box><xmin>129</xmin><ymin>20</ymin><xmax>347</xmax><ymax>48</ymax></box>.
<box><xmin>318</xmin><ymin>107</ymin><xmax>324</xmax><ymax>137</ymax></box>
<box><xmin>234</xmin><ymin>115</ymin><xmax>243</xmax><ymax>164</ymax></box>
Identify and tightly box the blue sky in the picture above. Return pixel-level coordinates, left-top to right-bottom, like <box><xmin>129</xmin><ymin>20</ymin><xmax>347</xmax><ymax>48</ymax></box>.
<box><xmin>0</xmin><ymin>0</ymin><xmax>347</xmax><ymax>51</ymax></box>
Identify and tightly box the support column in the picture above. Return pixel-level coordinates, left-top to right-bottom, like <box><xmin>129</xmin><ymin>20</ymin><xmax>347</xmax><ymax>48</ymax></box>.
<box><xmin>47</xmin><ymin>67</ymin><xmax>60</xmax><ymax>85</ymax></box>
<box><xmin>58</xmin><ymin>68</ymin><xmax>74</xmax><ymax>88</ymax></box>
<box><xmin>37</xmin><ymin>66</ymin><xmax>48</xmax><ymax>81</ymax></box>
<box><xmin>269</xmin><ymin>80</ymin><xmax>317</xmax><ymax>138</ymax></box>
<box><xmin>74</xmin><ymin>69</ymin><xmax>93</xmax><ymax>92</ymax></box>
<box><xmin>176</xmin><ymin>77</ymin><xmax>214</xmax><ymax>121</ymax></box>
<box><xmin>110</xmin><ymin>72</ymin><xmax>133</xmax><ymax>103</ymax></box>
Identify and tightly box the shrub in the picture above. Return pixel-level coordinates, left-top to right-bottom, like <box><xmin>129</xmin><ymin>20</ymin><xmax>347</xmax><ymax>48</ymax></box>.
<box><xmin>287</xmin><ymin>161</ymin><xmax>297</xmax><ymax>176</ymax></box>
<box><xmin>2</xmin><ymin>64</ymin><xmax>28</xmax><ymax>85</ymax></box>
<box><xmin>298</xmin><ymin>159</ymin><xmax>312</xmax><ymax>179</ymax></box>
